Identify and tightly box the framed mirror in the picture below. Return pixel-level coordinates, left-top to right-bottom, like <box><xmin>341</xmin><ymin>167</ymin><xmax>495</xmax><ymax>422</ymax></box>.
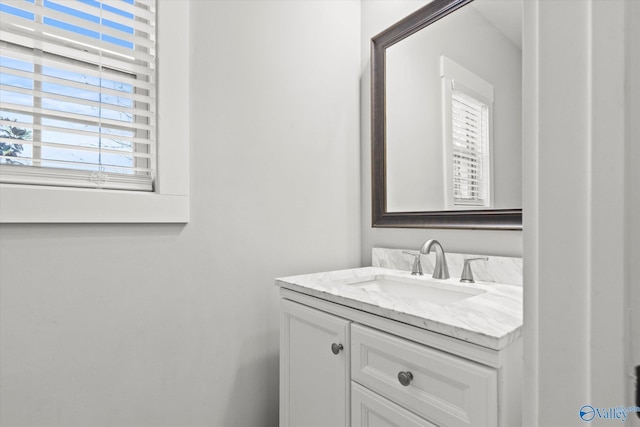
<box><xmin>371</xmin><ymin>0</ymin><xmax>523</xmax><ymax>229</ymax></box>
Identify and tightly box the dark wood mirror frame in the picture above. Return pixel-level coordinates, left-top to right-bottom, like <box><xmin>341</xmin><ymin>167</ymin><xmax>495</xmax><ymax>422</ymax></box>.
<box><xmin>371</xmin><ymin>0</ymin><xmax>522</xmax><ymax>230</ymax></box>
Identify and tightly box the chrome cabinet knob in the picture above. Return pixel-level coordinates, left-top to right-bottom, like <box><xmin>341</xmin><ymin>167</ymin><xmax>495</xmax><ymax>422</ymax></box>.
<box><xmin>331</xmin><ymin>343</ymin><xmax>344</xmax><ymax>355</ymax></box>
<box><xmin>398</xmin><ymin>371</ymin><xmax>414</xmax><ymax>386</ymax></box>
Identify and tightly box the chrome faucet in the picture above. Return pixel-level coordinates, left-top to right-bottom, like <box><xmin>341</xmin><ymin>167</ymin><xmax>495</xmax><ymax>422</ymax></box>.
<box><xmin>419</xmin><ymin>239</ymin><xmax>450</xmax><ymax>279</ymax></box>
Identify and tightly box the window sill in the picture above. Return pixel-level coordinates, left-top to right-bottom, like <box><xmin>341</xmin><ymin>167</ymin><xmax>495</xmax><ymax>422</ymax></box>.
<box><xmin>0</xmin><ymin>183</ymin><xmax>188</xmax><ymax>223</ymax></box>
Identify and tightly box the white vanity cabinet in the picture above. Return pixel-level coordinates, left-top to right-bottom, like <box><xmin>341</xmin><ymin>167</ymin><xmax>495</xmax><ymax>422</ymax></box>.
<box><xmin>279</xmin><ymin>289</ymin><xmax>522</xmax><ymax>427</ymax></box>
<box><xmin>279</xmin><ymin>299</ymin><xmax>351</xmax><ymax>427</ymax></box>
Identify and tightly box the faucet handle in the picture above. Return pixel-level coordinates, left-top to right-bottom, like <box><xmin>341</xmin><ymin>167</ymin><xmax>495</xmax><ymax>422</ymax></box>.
<box><xmin>402</xmin><ymin>251</ymin><xmax>423</xmax><ymax>276</ymax></box>
<box><xmin>460</xmin><ymin>257</ymin><xmax>488</xmax><ymax>283</ymax></box>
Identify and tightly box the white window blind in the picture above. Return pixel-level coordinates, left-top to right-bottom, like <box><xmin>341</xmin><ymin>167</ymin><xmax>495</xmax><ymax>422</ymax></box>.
<box><xmin>0</xmin><ymin>0</ymin><xmax>156</xmax><ymax>191</ymax></box>
<box><xmin>451</xmin><ymin>86</ymin><xmax>489</xmax><ymax>206</ymax></box>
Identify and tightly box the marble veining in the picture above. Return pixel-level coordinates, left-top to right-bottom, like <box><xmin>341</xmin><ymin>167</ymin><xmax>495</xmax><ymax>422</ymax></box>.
<box><xmin>372</xmin><ymin>247</ymin><xmax>523</xmax><ymax>286</ymax></box>
<box><xmin>276</xmin><ymin>266</ymin><xmax>522</xmax><ymax>351</ymax></box>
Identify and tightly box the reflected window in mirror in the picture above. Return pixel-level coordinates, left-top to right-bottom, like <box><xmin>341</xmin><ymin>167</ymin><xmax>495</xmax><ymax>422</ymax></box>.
<box><xmin>441</xmin><ymin>56</ymin><xmax>494</xmax><ymax>209</ymax></box>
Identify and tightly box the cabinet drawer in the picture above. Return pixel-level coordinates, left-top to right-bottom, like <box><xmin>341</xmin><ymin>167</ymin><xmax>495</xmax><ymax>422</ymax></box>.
<box><xmin>351</xmin><ymin>324</ymin><xmax>497</xmax><ymax>427</ymax></box>
<box><xmin>352</xmin><ymin>382</ymin><xmax>438</xmax><ymax>427</ymax></box>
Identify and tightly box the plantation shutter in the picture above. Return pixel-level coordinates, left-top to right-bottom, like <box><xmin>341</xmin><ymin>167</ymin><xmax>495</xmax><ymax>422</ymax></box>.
<box><xmin>0</xmin><ymin>0</ymin><xmax>156</xmax><ymax>191</ymax></box>
<box><xmin>451</xmin><ymin>86</ymin><xmax>489</xmax><ymax>206</ymax></box>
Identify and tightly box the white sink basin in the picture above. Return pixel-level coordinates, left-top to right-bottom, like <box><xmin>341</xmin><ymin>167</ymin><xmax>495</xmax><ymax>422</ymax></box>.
<box><xmin>343</xmin><ymin>275</ymin><xmax>485</xmax><ymax>305</ymax></box>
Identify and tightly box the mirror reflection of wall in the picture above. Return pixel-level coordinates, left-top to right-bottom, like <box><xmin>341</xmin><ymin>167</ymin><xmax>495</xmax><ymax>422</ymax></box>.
<box><xmin>385</xmin><ymin>0</ymin><xmax>522</xmax><ymax>212</ymax></box>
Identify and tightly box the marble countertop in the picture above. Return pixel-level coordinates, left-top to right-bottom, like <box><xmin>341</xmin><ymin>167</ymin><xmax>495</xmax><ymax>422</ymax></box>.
<box><xmin>276</xmin><ymin>267</ymin><xmax>523</xmax><ymax>350</ymax></box>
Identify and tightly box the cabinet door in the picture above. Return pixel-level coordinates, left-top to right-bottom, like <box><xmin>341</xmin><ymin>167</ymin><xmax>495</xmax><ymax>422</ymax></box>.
<box><xmin>280</xmin><ymin>299</ymin><xmax>351</xmax><ymax>427</ymax></box>
<box><xmin>352</xmin><ymin>382</ymin><xmax>438</xmax><ymax>427</ymax></box>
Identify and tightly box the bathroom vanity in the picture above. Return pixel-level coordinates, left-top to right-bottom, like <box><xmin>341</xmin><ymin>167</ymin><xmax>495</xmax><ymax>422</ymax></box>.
<box><xmin>276</xmin><ymin>267</ymin><xmax>523</xmax><ymax>427</ymax></box>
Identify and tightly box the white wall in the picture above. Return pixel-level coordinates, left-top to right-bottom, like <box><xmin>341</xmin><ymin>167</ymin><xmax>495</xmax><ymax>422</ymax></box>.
<box><xmin>523</xmin><ymin>1</ymin><xmax>634</xmax><ymax>425</ymax></box>
<box><xmin>360</xmin><ymin>0</ymin><xmax>523</xmax><ymax>264</ymax></box>
<box><xmin>0</xmin><ymin>1</ymin><xmax>361</xmax><ymax>426</ymax></box>
<box><xmin>627</xmin><ymin>0</ymin><xmax>640</xmax><ymax>418</ymax></box>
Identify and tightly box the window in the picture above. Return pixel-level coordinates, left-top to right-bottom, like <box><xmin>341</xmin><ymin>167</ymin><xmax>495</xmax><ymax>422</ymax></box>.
<box><xmin>451</xmin><ymin>87</ymin><xmax>489</xmax><ymax>206</ymax></box>
<box><xmin>0</xmin><ymin>0</ymin><xmax>156</xmax><ymax>191</ymax></box>
<box><xmin>441</xmin><ymin>55</ymin><xmax>494</xmax><ymax>209</ymax></box>
<box><xmin>0</xmin><ymin>1</ymin><xmax>189</xmax><ymax>223</ymax></box>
